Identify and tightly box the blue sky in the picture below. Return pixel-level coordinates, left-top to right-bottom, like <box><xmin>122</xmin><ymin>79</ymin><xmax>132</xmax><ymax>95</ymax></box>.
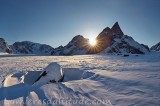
<box><xmin>0</xmin><ymin>0</ymin><xmax>160</xmax><ymax>47</ymax></box>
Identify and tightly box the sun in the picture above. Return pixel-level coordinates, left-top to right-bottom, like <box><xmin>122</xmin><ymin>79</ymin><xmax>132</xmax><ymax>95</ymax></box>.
<box><xmin>89</xmin><ymin>37</ymin><xmax>97</xmax><ymax>46</ymax></box>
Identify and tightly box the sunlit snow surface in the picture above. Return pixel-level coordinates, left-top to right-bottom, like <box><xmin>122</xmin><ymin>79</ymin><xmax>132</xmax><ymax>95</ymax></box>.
<box><xmin>0</xmin><ymin>53</ymin><xmax>160</xmax><ymax>106</ymax></box>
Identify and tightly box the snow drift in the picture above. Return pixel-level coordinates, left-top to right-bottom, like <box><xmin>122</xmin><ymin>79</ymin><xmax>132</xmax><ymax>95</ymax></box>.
<box><xmin>33</xmin><ymin>62</ymin><xmax>64</xmax><ymax>86</ymax></box>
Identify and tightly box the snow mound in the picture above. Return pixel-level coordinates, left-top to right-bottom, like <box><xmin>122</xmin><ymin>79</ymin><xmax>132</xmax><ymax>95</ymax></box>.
<box><xmin>33</xmin><ymin>62</ymin><xmax>64</xmax><ymax>86</ymax></box>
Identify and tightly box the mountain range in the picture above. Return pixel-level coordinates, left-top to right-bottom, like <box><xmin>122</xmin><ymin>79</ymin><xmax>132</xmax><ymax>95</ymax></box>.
<box><xmin>0</xmin><ymin>22</ymin><xmax>159</xmax><ymax>55</ymax></box>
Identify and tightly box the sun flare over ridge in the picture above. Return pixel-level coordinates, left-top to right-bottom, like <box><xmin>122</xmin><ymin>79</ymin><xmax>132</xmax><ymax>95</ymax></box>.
<box><xmin>89</xmin><ymin>37</ymin><xmax>97</xmax><ymax>46</ymax></box>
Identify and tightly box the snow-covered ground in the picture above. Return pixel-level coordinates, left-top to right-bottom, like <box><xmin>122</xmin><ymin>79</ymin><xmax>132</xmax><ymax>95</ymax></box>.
<box><xmin>0</xmin><ymin>53</ymin><xmax>160</xmax><ymax>106</ymax></box>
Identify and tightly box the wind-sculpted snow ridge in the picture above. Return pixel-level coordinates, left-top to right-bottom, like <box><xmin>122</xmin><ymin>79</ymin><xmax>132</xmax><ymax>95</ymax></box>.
<box><xmin>0</xmin><ymin>53</ymin><xmax>160</xmax><ymax>106</ymax></box>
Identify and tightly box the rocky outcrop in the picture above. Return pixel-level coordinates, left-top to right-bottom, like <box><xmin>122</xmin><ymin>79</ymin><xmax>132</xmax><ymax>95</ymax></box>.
<box><xmin>0</xmin><ymin>38</ymin><xmax>12</xmax><ymax>54</ymax></box>
<box><xmin>96</xmin><ymin>22</ymin><xmax>124</xmax><ymax>52</ymax></box>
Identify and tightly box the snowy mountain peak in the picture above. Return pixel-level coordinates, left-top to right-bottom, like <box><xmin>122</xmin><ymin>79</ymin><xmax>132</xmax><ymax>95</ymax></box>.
<box><xmin>111</xmin><ymin>22</ymin><xmax>124</xmax><ymax>36</ymax></box>
<box><xmin>52</xmin><ymin>35</ymin><xmax>89</xmax><ymax>55</ymax></box>
<box><xmin>69</xmin><ymin>35</ymin><xmax>87</xmax><ymax>45</ymax></box>
<box><xmin>101</xmin><ymin>27</ymin><xmax>111</xmax><ymax>33</ymax></box>
<box><xmin>96</xmin><ymin>22</ymin><xmax>124</xmax><ymax>53</ymax></box>
<box><xmin>71</xmin><ymin>35</ymin><xmax>84</xmax><ymax>41</ymax></box>
<box><xmin>96</xmin><ymin>22</ymin><xmax>149</xmax><ymax>54</ymax></box>
<box><xmin>0</xmin><ymin>38</ymin><xmax>12</xmax><ymax>54</ymax></box>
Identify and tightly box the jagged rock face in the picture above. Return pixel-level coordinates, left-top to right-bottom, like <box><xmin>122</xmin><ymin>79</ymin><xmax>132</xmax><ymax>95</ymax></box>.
<box><xmin>52</xmin><ymin>35</ymin><xmax>89</xmax><ymax>55</ymax></box>
<box><xmin>0</xmin><ymin>38</ymin><xmax>12</xmax><ymax>54</ymax></box>
<box><xmin>151</xmin><ymin>42</ymin><xmax>160</xmax><ymax>51</ymax></box>
<box><xmin>95</xmin><ymin>22</ymin><xmax>149</xmax><ymax>54</ymax></box>
<box><xmin>111</xmin><ymin>22</ymin><xmax>124</xmax><ymax>35</ymax></box>
<box><xmin>11</xmin><ymin>41</ymin><xmax>54</xmax><ymax>55</ymax></box>
<box><xmin>96</xmin><ymin>22</ymin><xmax>124</xmax><ymax>53</ymax></box>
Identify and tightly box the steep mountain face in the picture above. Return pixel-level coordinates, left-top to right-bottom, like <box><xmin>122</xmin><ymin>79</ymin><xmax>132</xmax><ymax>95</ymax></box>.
<box><xmin>51</xmin><ymin>35</ymin><xmax>89</xmax><ymax>55</ymax></box>
<box><xmin>102</xmin><ymin>35</ymin><xmax>150</xmax><ymax>54</ymax></box>
<box><xmin>96</xmin><ymin>22</ymin><xmax>150</xmax><ymax>54</ymax></box>
<box><xmin>95</xmin><ymin>22</ymin><xmax>124</xmax><ymax>53</ymax></box>
<box><xmin>0</xmin><ymin>38</ymin><xmax>12</xmax><ymax>54</ymax></box>
<box><xmin>151</xmin><ymin>42</ymin><xmax>160</xmax><ymax>51</ymax></box>
<box><xmin>11</xmin><ymin>41</ymin><xmax>54</xmax><ymax>55</ymax></box>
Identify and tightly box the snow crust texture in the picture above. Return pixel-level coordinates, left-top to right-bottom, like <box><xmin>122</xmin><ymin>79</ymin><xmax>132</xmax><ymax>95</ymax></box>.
<box><xmin>0</xmin><ymin>53</ymin><xmax>160</xmax><ymax>106</ymax></box>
